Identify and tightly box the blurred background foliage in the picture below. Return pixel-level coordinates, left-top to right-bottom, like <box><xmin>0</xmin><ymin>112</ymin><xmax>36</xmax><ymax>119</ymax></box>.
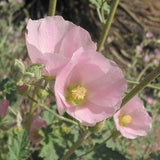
<box><xmin>0</xmin><ymin>0</ymin><xmax>160</xmax><ymax>159</ymax></box>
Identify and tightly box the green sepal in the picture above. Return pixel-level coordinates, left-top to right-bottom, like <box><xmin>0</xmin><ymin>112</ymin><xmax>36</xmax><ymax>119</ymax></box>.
<box><xmin>26</xmin><ymin>64</ymin><xmax>44</xmax><ymax>80</ymax></box>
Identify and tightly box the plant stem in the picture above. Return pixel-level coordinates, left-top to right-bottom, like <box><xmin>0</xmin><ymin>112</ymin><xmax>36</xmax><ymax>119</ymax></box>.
<box><xmin>97</xmin><ymin>0</ymin><xmax>119</xmax><ymax>52</ymax></box>
<box><xmin>60</xmin><ymin>130</ymin><xmax>90</xmax><ymax>160</ymax></box>
<box><xmin>40</xmin><ymin>103</ymin><xmax>78</xmax><ymax>126</ymax></box>
<box><xmin>48</xmin><ymin>0</ymin><xmax>57</xmax><ymax>16</ymax></box>
<box><xmin>78</xmin><ymin>130</ymin><xmax>117</xmax><ymax>158</ymax></box>
<box><xmin>121</xmin><ymin>66</ymin><xmax>160</xmax><ymax>107</ymax></box>
<box><xmin>97</xmin><ymin>8</ymin><xmax>103</xmax><ymax>23</ymax></box>
<box><xmin>137</xmin><ymin>63</ymin><xmax>152</xmax><ymax>81</ymax></box>
<box><xmin>26</xmin><ymin>89</ymin><xmax>37</xmax><ymax>133</ymax></box>
<box><xmin>9</xmin><ymin>107</ymin><xmax>17</xmax><ymax>116</ymax></box>
<box><xmin>27</xmin><ymin>94</ymin><xmax>78</xmax><ymax>126</ymax></box>
<box><xmin>127</xmin><ymin>80</ymin><xmax>160</xmax><ymax>90</ymax></box>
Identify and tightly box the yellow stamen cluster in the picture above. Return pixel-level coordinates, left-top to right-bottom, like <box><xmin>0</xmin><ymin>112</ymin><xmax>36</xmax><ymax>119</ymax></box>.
<box><xmin>65</xmin><ymin>84</ymin><xmax>87</xmax><ymax>106</ymax></box>
<box><xmin>118</xmin><ymin>114</ymin><xmax>132</xmax><ymax>127</ymax></box>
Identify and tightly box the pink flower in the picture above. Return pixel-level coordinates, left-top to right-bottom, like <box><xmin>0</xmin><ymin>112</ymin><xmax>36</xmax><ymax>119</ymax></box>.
<box><xmin>144</xmin><ymin>55</ymin><xmax>150</xmax><ymax>62</ymax></box>
<box><xmin>154</xmin><ymin>49</ymin><xmax>160</xmax><ymax>58</ymax></box>
<box><xmin>146</xmin><ymin>32</ymin><xmax>153</xmax><ymax>38</ymax></box>
<box><xmin>114</xmin><ymin>97</ymin><xmax>152</xmax><ymax>139</ymax></box>
<box><xmin>18</xmin><ymin>84</ymin><xmax>28</xmax><ymax>92</ymax></box>
<box><xmin>55</xmin><ymin>49</ymin><xmax>127</xmax><ymax>126</ymax></box>
<box><xmin>0</xmin><ymin>99</ymin><xmax>9</xmax><ymax>118</ymax></box>
<box><xmin>136</xmin><ymin>45</ymin><xmax>142</xmax><ymax>52</ymax></box>
<box><xmin>144</xmin><ymin>95</ymin><xmax>154</xmax><ymax>105</ymax></box>
<box><xmin>157</xmin><ymin>39</ymin><xmax>160</xmax><ymax>43</ymax></box>
<box><xmin>25</xmin><ymin>16</ymin><xmax>96</xmax><ymax>76</ymax></box>
<box><xmin>29</xmin><ymin>116</ymin><xmax>46</xmax><ymax>144</ymax></box>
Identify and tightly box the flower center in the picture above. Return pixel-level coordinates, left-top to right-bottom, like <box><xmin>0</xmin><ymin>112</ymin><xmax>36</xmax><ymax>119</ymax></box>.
<box><xmin>118</xmin><ymin>114</ymin><xmax>132</xmax><ymax>127</ymax></box>
<box><xmin>65</xmin><ymin>84</ymin><xmax>87</xmax><ymax>106</ymax></box>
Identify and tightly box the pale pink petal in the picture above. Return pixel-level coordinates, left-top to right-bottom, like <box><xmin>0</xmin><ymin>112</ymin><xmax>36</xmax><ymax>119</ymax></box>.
<box><xmin>56</xmin><ymin>91</ymin><xmax>67</xmax><ymax>115</ymax></box>
<box><xmin>44</xmin><ymin>53</ymin><xmax>69</xmax><ymax>76</ymax></box>
<box><xmin>55</xmin><ymin>50</ymin><xmax>127</xmax><ymax>126</ymax></box>
<box><xmin>58</xmin><ymin>26</ymin><xmax>96</xmax><ymax>58</ymax></box>
<box><xmin>119</xmin><ymin>127</ymin><xmax>137</xmax><ymax>139</ymax></box>
<box><xmin>25</xmin><ymin>16</ymin><xmax>97</xmax><ymax>76</ymax></box>
<box><xmin>26</xmin><ymin>16</ymin><xmax>73</xmax><ymax>54</ymax></box>
<box><xmin>65</xmin><ymin>101</ymin><xmax>116</xmax><ymax>126</ymax></box>
<box><xmin>146</xmin><ymin>32</ymin><xmax>153</xmax><ymax>38</ymax></box>
<box><xmin>113</xmin><ymin>96</ymin><xmax>152</xmax><ymax>139</ymax></box>
<box><xmin>65</xmin><ymin>53</ymin><xmax>126</xmax><ymax>108</ymax></box>
<box><xmin>25</xmin><ymin>42</ymin><xmax>45</xmax><ymax>64</ymax></box>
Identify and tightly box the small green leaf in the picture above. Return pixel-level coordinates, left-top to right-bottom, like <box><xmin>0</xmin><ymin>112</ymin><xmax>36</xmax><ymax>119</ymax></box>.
<box><xmin>14</xmin><ymin>59</ymin><xmax>25</xmax><ymax>74</ymax></box>
<box><xmin>8</xmin><ymin>129</ymin><xmax>30</xmax><ymax>160</ymax></box>
<box><xmin>89</xmin><ymin>0</ymin><xmax>99</xmax><ymax>8</ymax></box>
<box><xmin>3</xmin><ymin>81</ymin><xmax>17</xmax><ymax>94</ymax></box>
<box><xmin>22</xmin><ymin>72</ymin><xmax>34</xmax><ymax>84</ymax></box>
<box><xmin>39</xmin><ymin>141</ymin><xmax>59</xmax><ymax>160</ymax></box>
<box><xmin>26</xmin><ymin>64</ymin><xmax>44</xmax><ymax>80</ymax></box>
<box><xmin>102</xmin><ymin>2</ymin><xmax>110</xmax><ymax>14</ymax></box>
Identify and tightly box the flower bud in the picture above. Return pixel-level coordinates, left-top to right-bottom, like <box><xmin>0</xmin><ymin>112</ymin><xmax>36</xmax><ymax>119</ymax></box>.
<box><xmin>14</xmin><ymin>59</ymin><xmax>25</xmax><ymax>74</ymax></box>
<box><xmin>26</xmin><ymin>64</ymin><xmax>44</xmax><ymax>80</ymax></box>
<box><xmin>0</xmin><ymin>99</ymin><xmax>9</xmax><ymax>118</ymax></box>
<box><xmin>61</xmin><ymin>124</ymin><xmax>70</xmax><ymax>134</ymax></box>
<box><xmin>18</xmin><ymin>84</ymin><xmax>30</xmax><ymax>96</ymax></box>
<box><xmin>13</xmin><ymin>125</ymin><xmax>22</xmax><ymax>135</ymax></box>
<box><xmin>89</xmin><ymin>120</ymin><xmax>105</xmax><ymax>133</ymax></box>
<box><xmin>37</xmin><ymin>89</ymin><xmax>49</xmax><ymax>99</ymax></box>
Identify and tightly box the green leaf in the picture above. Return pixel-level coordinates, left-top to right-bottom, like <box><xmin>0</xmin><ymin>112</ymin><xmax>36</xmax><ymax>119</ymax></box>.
<box><xmin>3</xmin><ymin>80</ymin><xmax>17</xmax><ymax>94</ymax></box>
<box><xmin>26</xmin><ymin>64</ymin><xmax>44</xmax><ymax>80</ymax></box>
<box><xmin>42</xmin><ymin>110</ymin><xmax>55</xmax><ymax>125</ymax></box>
<box><xmin>39</xmin><ymin>141</ymin><xmax>59</xmax><ymax>160</ymax></box>
<box><xmin>157</xmin><ymin>77</ymin><xmax>160</xmax><ymax>83</ymax></box>
<box><xmin>0</xmin><ymin>78</ymin><xmax>8</xmax><ymax>91</ymax></box>
<box><xmin>102</xmin><ymin>1</ymin><xmax>110</xmax><ymax>14</ymax></box>
<box><xmin>148</xmin><ymin>151</ymin><xmax>160</xmax><ymax>160</ymax></box>
<box><xmin>8</xmin><ymin>130</ymin><xmax>30</xmax><ymax>160</ymax></box>
<box><xmin>22</xmin><ymin>72</ymin><xmax>34</xmax><ymax>83</ymax></box>
<box><xmin>93</xmin><ymin>146</ymin><xmax>128</xmax><ymax>160</ymax></box>
<box><xmin>14</xmin><ymin>59</ymin><xmax>25</xmax><ymax>74</ymax></box>
<box><xmin>89</xmin><ymin>0</ymin><xmax>99</xmax><ymax>8</ymax></box>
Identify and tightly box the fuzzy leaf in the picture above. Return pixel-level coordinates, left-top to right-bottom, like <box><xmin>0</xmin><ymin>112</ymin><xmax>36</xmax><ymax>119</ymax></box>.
<box><xmin>8</xmin><ymin>130</ymin><xmax>30</xmax><ymax>160</ymax></box>
<box><xmin>39</xmin><ymin>141</ymin><xmax>59</xmax><ymax>160</ymax></box>
<box><xmin>26</xmin><ymin>64</ymin><xmax>43</xmax><ymax>80</ymax></box>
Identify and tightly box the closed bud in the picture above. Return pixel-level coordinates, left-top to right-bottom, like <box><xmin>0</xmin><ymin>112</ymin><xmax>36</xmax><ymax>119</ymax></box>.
<box><xmin>18</xmin><ymin>84</ymin><xmax>30</xmax><ymax>96</ymax></box>
<box><xmin>0</xmin><ymin>100</ymin><xmax>9</xmax><ymax>118</ymax></box>
<box><xmin>12</xmin><ymin>59</ymin><xmax>25</xmax><ymax>82</ymax></box>
<box><xmin>89</xmin><ymin>120</ymin><xmax>105</xmax><ymax>133</ymax></box>
<box><xmin>14</xmin><ymin>59</ymin><xmax>25</xmax><ymax>74</ymax></box>
<box><xmin>61</xmin><ymin>124</ymin><xmax>70</xmax><ymax>134</ymax></box>
<box><xmin>13</xmin><ymin>125</ymin><xmax>22</xmax><ymax>135</ymax></box>
<box><xmin>37</xmin><ymin>89</ymin><xmax>49</xmax><ymax>99</ymax></box>
<box><xmin>26</xmin><ymin>64</ymin><xmax>44</xmax><ymax>80</ymax></box>
<box><xmin>22</xmin><ymin>72</ymin><xmax>34</xmax><ymax>83</ymax></box>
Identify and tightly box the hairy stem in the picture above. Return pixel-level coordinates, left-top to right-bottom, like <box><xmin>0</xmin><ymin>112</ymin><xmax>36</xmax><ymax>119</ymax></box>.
<box><xmin>97</xmin><ymin>0</ymin><xmax>119</xmax><ymax>52</ymax></box>
<box><xmin>60</xmin><ymin>130</ymin><xmax>90</xmax><ymax>160</ymax></box>
<box><xmin>40</xmin><ymin>103</ymin><xmax>79</xmax><ymax>126</ymax></box>
<box><xmin>48</xmin><ymin>0</ymin><xmax>57</xmax><ymax>16</ymax></box>
<box><xmin>26</xmin><ymin>89</ymin><xmax>37</xmax><ymax>133</ymax></box>
<box><xmin>121</xmin><ymin>66</ymin><xmax>160</xmax><ymax>107</ymax></box>
<box><xmin>137</xmin><ymin>63</ymin><xmax>152</xmax><ymax>81</ymax></box>
<box><xmin>127</xmin><ymin>80</ymin><xmax>160</xmax><ymax>90</ymax></box>
<box><xmin>78</xmin><ymin>130</ymin><xmax>117</xmax><ymax>158</ymax></box>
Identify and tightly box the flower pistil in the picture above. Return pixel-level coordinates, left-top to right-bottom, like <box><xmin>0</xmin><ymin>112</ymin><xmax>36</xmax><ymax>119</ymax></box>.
<box><xmin>118</xmin><ymin>114</ymin><xmax>132</xmax><ymax>127</ymax></box>
<box><xmin>65</xmin><ymin>84</ymin><xmax>87</xmax><ymax>106</ymax></box>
